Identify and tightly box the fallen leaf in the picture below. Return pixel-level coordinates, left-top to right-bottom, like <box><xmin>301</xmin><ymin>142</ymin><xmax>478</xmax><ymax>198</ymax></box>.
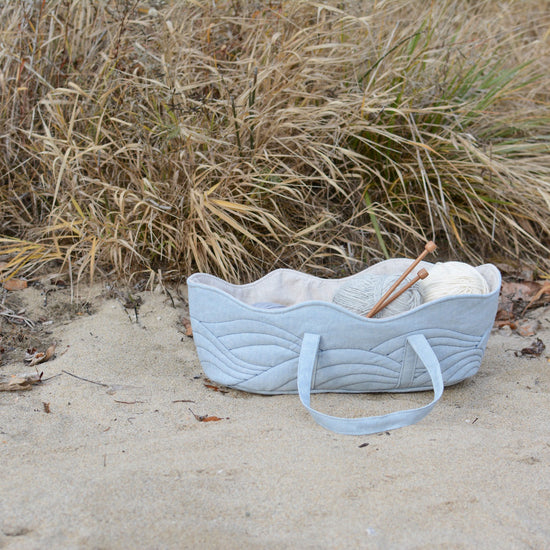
<box><xmin>3</xmin><ymin>278</ymin><xmax>28</xmax><ymax>291</ymax></box>
<box><xmin>189</xmin><ymin>408</ymin><xmax>224</xmax><ymax>422</ymax></box>
<box><xmin>508</xmin><ymin>280</ymin><xmax>548</xmax><ymax>301</ymax></box>
<box><xmin>181</xmin><ymin>317</ymin><xmax>193</xmax><ymax>337</ymax></box>
<box><xmin>514</xmin><ymin>338</ymin><xmax>546</xmax><ymax>358</ymax></box>
<box><xmin>204</xmin><ymin>382</ymin><xmax>229</xmax><ymax>394</ymax></box>
<box><xmin>500</xmin><ymin>280</ymin><xmax>541</xmax><ymax>304</ymax></box>
<box><xmin>0</xmin><ymin>372</ymin><xmax>43</xmax><ymax>391</ymax></box>
<box><xmin>516</xmin><ymin>319</ymin><xmax>540</xmax><ymax>337</ymax></box>
<box><xmin>25</xmin><ymin>343</ymin><xmax>56</xmax><ymax>366</ymax></box>
<box><xmin>493</xmin><ymin>260</ymin><xmax>536</xmax><ymax>281</ymax></box>
<box><xmin>494</xmin><ymin>320</ymin><xmax>518</xmax><ymax>330</ymax></box>
<box><xmin>521</xmin><ymin>281</ymin><xmax>550</xmax><ymax>315</ymax></box>
<box><xmin>497</xmin><ymin>280</ymin><xmax>550</xmax><ymax>325</ymax></box>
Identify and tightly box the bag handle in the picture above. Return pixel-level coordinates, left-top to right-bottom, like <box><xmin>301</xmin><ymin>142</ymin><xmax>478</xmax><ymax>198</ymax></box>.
<box><xmin>297</xmin><ymin>333</ymin><xmax>444</xmax><ymax>435</ymax></box>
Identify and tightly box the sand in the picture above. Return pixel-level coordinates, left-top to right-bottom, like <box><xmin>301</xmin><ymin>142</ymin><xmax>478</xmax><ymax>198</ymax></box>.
<box><xmin>0</xmin><ymin>283</ymin><xmax>549</xmax><ymax>549</ymax></box>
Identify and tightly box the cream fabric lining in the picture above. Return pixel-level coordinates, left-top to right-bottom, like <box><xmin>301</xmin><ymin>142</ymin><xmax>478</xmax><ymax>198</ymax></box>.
<box><xmin>190</xmin><ymin>260</ymin><xmax>500</xmax><ymax>307</ymax></box>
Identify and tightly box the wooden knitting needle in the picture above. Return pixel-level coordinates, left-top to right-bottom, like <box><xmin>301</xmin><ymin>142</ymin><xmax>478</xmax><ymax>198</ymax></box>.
<box><xmin>366</xmin><ymin>241</ymin><xmax>436</xmax><ymax>318</ymax></box>
<box><xmin>369</xmin><ymin>268</ymin><xmax>429</xmax><ymax>317</ymax></box>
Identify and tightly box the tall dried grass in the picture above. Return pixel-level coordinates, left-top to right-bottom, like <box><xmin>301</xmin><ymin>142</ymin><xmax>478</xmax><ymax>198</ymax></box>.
<box><xmin>1</xmin><ymin>0</ymin><xmax>549</xmax><ymax>283</ymax></box>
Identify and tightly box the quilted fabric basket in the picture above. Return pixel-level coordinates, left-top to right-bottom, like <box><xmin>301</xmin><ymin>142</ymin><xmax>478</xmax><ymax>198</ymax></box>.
<box><xmin>187</xmin><ymin>259</ymin><xmax>501</xmax><ymax>435</ymax></box>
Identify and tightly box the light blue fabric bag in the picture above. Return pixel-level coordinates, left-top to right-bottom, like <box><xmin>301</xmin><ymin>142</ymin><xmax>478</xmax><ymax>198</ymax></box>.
<box><xmin>187</xmin><ymin>259</ymin><xmax>501</xmax><ymax>435</ymax></box>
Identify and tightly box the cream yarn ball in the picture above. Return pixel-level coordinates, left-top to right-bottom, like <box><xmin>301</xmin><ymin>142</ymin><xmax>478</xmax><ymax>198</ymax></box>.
<box><xmin>333</xmin><ymin>273</ymin><xmax>423</xmax><ymax>318</ymax></box>
<box><xmin>417</xmin><ymin>261</ymin><xmax>489</xmax><ymax>302</ymax></box>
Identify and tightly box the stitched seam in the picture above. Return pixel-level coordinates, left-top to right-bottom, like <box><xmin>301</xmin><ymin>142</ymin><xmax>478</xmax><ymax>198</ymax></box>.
<box><xmin>398</xmin><ymin>339</ymin><xmax>418</xmax><ymax>389</ymax></box>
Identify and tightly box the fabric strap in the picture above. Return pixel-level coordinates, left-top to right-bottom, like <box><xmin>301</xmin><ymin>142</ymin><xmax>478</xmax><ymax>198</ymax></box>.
<box><xmin>297</xmin><ymin>333</ymin><xmax>444</xmax><ymax>435</ymax></box>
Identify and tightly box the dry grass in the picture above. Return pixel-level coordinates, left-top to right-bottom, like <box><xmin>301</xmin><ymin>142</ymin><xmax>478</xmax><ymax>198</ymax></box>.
<box><xmin>1</xmin><ymin>0</ymin><xmax>549</xmax><ymax>284</ymax></box>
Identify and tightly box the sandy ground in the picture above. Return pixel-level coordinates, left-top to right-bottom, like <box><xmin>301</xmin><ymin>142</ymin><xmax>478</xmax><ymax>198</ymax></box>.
<box><xmin>0</xmin><ymin>282</ymin><xmax>549</xmax><ymax>549</ymax></box>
